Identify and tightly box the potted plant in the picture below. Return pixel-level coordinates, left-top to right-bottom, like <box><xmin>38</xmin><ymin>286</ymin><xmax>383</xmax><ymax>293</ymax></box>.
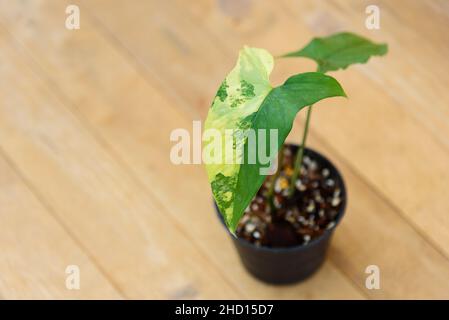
<box><xmin>204</xmin><ymin>32</ymin><xmax>387</xmax><ymax>284</ymax></box>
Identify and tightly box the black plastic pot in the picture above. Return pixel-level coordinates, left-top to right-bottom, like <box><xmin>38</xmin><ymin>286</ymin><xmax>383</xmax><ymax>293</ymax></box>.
<box><xmin>214</xmin><ymin>145</ymin><xmax>347</xmax><ymax>284</ymax></box>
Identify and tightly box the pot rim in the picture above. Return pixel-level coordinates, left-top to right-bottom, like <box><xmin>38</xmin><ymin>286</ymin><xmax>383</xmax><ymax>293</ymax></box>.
<box><xmin>214</xmin><ymin>144</ymin><xmax>347</xmax><ymax>253</ymax></box>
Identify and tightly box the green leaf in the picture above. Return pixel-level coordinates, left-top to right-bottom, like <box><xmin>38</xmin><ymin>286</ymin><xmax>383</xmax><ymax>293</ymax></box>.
<box><xmin>282</xmin><ymin>32</ymin><xmax>388</xmax><ymax>73</ymax></box>
<box><xmin>204</xmin><ymin>47</ymin><xmax>346</xmax><ymax>233</ymax></box>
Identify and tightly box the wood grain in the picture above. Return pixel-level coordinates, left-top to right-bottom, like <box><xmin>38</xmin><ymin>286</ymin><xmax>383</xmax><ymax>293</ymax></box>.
<box><xmin>0</xmin><ymin>0</ymin><xmax>448</xmax><ymax>299</ymax></box>
<box><xmin>0</xmin><ymin>25</ymin><xmax>239</xmax><ymax>299</ymax></box>
<box><xmin>0</xmin><ymin>153</ymin><xmax>121</xmax><ymax>299</ymax></box>
<box><xmin>0</xmin><ymin>0</ymin><xmax>362</xmax><ymax>299</ymax></box>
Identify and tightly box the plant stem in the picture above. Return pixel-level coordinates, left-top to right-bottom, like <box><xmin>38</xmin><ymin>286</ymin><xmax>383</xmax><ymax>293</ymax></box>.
<box><xmin>288</xmin><ymin>105</ymin><xmax>313</xmax><ymax>197</ymax></box>
<box><xmin>267</xmin><ymin>145</ymin><xmax>284</xmax><ymax>213</ymax></box>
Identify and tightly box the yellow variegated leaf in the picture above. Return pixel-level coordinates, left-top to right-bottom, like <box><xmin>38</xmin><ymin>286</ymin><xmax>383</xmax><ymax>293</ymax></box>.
<box><xmin>204</xmin><ymin>47</ymin><xmax>346</xmax><ymax>233</ymax></box>
<box><xmin>204</xmin><ymin>47</ymin><xmax>273</xmax><ymax>231</ymax></box>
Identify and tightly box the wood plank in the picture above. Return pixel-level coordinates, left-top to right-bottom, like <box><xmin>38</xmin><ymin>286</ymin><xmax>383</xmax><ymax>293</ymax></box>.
<box><xmin>0</xmin><ymin>153</ymin><xmax>121</xmax><ymax>299</ymax></box>
<box><xmin>0</xmin><ymin>1</ymin><xmax>364</xmax><ymax>299</ymax></box>
<box><xmin>0</xmin><ymin>26</ymin><xmax>240</xmax><ymax>299</ymax></box>
<box><xmin>307</xmin><ymin>0</ymin><xmax>449</xmax><ymax>148</ymax></box>
<box><xmin>72</xmin><ymin>0</ymin><xmax>449</xmax><ymax>298</ymax></box>
<box><xmin>306</xmin><ymin>133</ymin><xmax>449</xmax><ymax>299</ymax></box>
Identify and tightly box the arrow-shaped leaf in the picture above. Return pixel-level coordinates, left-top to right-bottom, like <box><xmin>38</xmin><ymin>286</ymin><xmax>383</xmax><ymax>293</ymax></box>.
<box><xmin>204</xmin><ymin>47</ymin><xmax>346</xmax><ymax>232</ymax></box>
<box><xmin>282</xmin><ymin>32</ymin><xmax>388</xmax><ymax>73</ymax></box>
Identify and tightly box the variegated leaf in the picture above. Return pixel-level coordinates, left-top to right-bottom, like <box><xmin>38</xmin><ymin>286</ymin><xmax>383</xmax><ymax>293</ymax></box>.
<box><xmin>204</xmin><ymin>47</ymin><xmax>346</xmax><ymax>232</ymax></box>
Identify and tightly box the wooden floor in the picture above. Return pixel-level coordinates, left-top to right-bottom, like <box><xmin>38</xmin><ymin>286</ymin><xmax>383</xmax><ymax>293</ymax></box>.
<box><xmin>0</xmin><ymin>0</ymin><xmax>448</xmax><ymax>299</ymax></box>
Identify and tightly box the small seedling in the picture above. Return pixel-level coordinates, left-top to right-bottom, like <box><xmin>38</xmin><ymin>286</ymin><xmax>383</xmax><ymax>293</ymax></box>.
<box><xmin>205</xmin><ymin>32</ymin><xmax>387</xmax><ymax>233</ymax></box>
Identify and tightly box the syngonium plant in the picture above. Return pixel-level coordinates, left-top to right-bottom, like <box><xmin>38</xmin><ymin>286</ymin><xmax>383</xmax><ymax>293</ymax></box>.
<box><xmin>204</xmin><ymin>32</ymin><xmax>387</xmax><ymax>233</ymax></box>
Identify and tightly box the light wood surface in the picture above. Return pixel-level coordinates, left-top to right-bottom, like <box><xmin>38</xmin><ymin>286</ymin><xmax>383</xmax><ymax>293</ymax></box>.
<box><xmin>0</xmin><ymin>0</ymin><xmax>448</xmax><ymax>299</ymax></box>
